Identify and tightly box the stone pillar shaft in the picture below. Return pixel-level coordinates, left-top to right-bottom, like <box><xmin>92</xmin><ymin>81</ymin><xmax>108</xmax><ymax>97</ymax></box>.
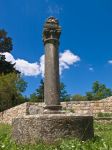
<box><xmin>43</xmin><ymin>17</ymin><xmax>61</xmax><ymax>111</ymax></box>
<box><xmin>44</xmin><ymin>41</ymin><xmax>60</xmax><ymax>107</ymax></box>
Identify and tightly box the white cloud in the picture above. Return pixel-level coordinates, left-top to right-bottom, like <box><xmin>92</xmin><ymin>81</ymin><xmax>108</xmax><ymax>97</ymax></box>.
<box><xmin>4</xmin><ymin>52</ymin><xmax>41</xmax><ymax>76</ymax></box>
<box><xmin>3</xmin><ymin>50</ymin><xmax>80</xmax><ymax>77</ymax></box>
<box><xmin>15</xmin><ymin>59</ymin><xmax>40</xmax><ymax>76</ymax></box>
<box><xmin>39</xmin><ymin>55</ymin><xmax>45</xmax><ymax>77</ymax></box>
<box><xmin>4</xmin><ymin>52</ymin><xmax>15</xmax><ymax>63</ymax></box>
<box><xmin>59</xmin><ymin>50</ymin><xmax>80</xmax><ymax>74</ymax></box>
<box><xmin>108</xmin><ymin>60</ymin><xmax>112</xmax><ymax>64</ymax></box>
<box><xmin>39</xmin><ymin>50</ymin><xmax>80</xmax><ymax>76</ymax></box>
<box><xmin>89</xmin><ymin>67</ymin><xmax>94</xmax><ymax>72</ymax></box>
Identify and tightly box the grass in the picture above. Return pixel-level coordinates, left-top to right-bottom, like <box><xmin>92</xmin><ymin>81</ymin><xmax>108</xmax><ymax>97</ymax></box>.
<box><xmin>97</xmin><ymin>112</ymin><xmax>112</xmax><ymax>117</ymax></box>
<box><xmin>0</xmin><ymin>122</ymin><xmax>112</xmax><ymax>150</ymax></box>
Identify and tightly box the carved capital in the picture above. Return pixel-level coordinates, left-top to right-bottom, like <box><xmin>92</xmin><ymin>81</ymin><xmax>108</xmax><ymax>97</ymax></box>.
<box><xmin>43</xmin><ymin>17</ymin><xmax>61</xmax><ymax>44</ymax></box>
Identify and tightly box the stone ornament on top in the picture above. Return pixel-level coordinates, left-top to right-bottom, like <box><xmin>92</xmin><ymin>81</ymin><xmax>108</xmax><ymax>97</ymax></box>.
<box><xmin>43</xmin><ymin>17</ymin><xmax>61</xmax><ymax>44</ymax></box>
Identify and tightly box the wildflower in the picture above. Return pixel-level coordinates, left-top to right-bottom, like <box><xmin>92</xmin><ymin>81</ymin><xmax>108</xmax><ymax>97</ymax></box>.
<box><xmin>71</xmin><ymin>145</ymin><xmax>75</xmax><ymax>148</ymax></box>
<box><xmin>1</xmin><ymin>144</ymin><xmax>5</xmax><ymax>148</ymax></box>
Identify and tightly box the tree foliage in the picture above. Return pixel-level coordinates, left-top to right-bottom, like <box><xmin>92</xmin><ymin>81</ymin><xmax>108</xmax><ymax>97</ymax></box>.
<box><xmin>0</xmin><ymin>54</ymin><xmax>18</xmax><ymax>74</ymax></box>
<box><xmin>0</xmin><ymin>29</ymin><xmax>27</xmax><ymax>111</ymax></box>
<box><xmin>71</xmin><ymin>94</ymin><xmax>87</xmax><ymax>101</ymax></box>
<box><xmin>71</xmin><ymin>81</ymin><xmax>112</xmax><ymax>101</ymax></box>
<box><xmin>0</xmin><ymin>29</ymin><xmax>13</xmax><ymax>53</ymax></box>
<box><xmin>0</xmin><ymin>29</ymin><xmax>18</xmax><ymax>74</ymax></box>
<box><xmin>86</xmin><ymin>81</ymin><xmax>112</xmax><ymax>100</ymax></box>
<box><xmin>0</xmin><ymin>73</ymin><xmax>27</xmax><ymax>111</ymax></box>
<box><xmin>60</xmin><ymin>82</ymin><xmax>70</xmax><ymax>101</ymax></box>
<box><xmin>29</xmin><ymin>79</ymin><xmax>70</xmax><ymax>102</ymax></box>
<box><xmin>30</xmin><ymin>79</ymin><xmax>44</xmax><ymax>102</ymax></box>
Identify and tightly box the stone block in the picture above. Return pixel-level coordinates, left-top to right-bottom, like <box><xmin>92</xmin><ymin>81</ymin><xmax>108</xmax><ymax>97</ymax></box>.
<box><xmin>12</xmin><ymin>114</ymin><xmax>94</xmax><ymax>144</ymax></box>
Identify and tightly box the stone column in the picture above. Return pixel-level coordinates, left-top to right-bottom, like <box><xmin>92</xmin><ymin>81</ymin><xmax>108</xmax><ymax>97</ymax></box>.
<box><xmin>12</xmin><ymin>17</ymin><xmax>94</xmax><ymax>144</ymax></box>
<box><xmin>43</xmin><ymin>17</ymin><xmax>61</xmax><ymax>112</ymax></box>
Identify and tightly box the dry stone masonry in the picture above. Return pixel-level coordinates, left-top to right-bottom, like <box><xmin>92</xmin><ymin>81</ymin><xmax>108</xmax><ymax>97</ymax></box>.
<box><xmin>0</xmin><ymin>97</ymin><xmax>112</xmax><ymax>124</ymax></box>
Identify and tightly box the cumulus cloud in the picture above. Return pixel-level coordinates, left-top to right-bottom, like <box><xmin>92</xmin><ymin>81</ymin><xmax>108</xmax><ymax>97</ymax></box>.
<box><xmin>59</xmin><ymin>50</ymin><xmax>80</xmax><ymax>74</ymax></box>
<box><xmin>4</xmin><ymin>52</ymin><xmax>41</xmax><ymax>76</ymax></box>
<box><xmin>15</xmin><ymin>60</ymin><xmax>40</xmax><ymax>76</ymax></box>
<box><xmin>3</xmin><ymin>50</ymin><xmax>80</xmax><ymax>77</ymax></box>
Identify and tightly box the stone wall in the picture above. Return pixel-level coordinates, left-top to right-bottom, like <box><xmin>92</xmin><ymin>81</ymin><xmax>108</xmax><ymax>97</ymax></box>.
<box><xmin>27</xmin><ymin>97</ymin><xmax>112</xmax><ymax>116</ymax></box>
<box><xmin>62</xmin><ymin>96</ymin><xmax>112</xmax><ymax>115</ymax></box>
<box><xmin>0</xmin><ymin>96</ymin><xmax>112</xmax><ymax>124</ymax></box>
<box><xmin>0</xmin><ymin>103</ymin><xmax>27</xmax><ymax>124</ymax></box>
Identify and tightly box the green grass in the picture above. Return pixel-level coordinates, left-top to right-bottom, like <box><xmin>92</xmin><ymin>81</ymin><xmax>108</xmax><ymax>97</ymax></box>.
<box><xmin>0</xmin><ymin>122</ymin><xmax>112</xmax><ymax>150</ymax></box>
<box><xmin>97</xmin><ymin>112</ymin><xmax>112</xmax><ymax>117</ymax></box>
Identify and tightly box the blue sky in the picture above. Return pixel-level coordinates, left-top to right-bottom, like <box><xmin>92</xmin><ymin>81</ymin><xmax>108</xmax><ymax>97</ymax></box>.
<box><xmin>1</xmin><ymin>0</ymin><xmax>112</xmax><ymax>96</ymax></box>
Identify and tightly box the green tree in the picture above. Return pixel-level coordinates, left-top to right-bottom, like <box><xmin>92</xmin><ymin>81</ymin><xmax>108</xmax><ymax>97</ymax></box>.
<box><xmin>71</xmin><ymin>94</ymin><xmax>87</xmax><ymax>101</ymax></box>
<box><xmin>0</xmin><ymin>73</ymin><xmax>27</xmax><ymax>111</ymax></box>
<box><xmin>0</xmin><ymin>29</ymin><xmax>27</xmax><ymax>111</ymax></box>
<box><xmin>0</xmin><ymin>54</ymin><xmax>19</xmax><ymax>74</ymax></box>
<box><xmin>30</xmin><ymin>79</ymin><xmax>44</xmax><ymax>102</ymax></box>
<box><xmin>0</xmin><ymin>29</ymin><xmax>13</xmax><ymax>53</ymax></box>
<box><xmin>29</xmin><ymin>80</ymin><xmax>70</xmax><ymax>102</ymax></box>
<box><xmin>60</xmin><ymin>82</ymin><xmax>70</xmax><ymax>101</ymax></box>
<box><xmin>86</xmin><ymin>81</ymin><xmax>112</xmax><ymax>100</ymax></box>
<box><xmin>86</xmin><ymin>92</ymin><xmax>94</xmax><ymax>101</ymax></box>
<box><xmin>0</xmin><ymin>29</ymin><xmax>18</xmax><ymax>74</ymax></box>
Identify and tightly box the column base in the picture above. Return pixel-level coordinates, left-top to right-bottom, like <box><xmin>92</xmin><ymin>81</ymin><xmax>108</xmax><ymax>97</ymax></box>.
<box><xmin>44</xmin><ymin>105</ymin><xmax>62</xmax><ymax>114</ymax></box>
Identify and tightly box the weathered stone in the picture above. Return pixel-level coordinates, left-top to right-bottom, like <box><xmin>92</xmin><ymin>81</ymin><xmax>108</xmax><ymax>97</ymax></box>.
<box><xmin>0</xmin><ymin>103</ymin><xmax>27</xmax><ymax>124</ymax></box>
<box><xmin>12</xmin><ymin>114</ymin><xmax>94</xmax><ymax>144</ymax></box>
<box><xmin>1</xmin><ymin>97</ymin><xmax>112</xmax><ymax>124</ymax></box>
<box><xmin>43</xmin><ymin>17</ymin><xmax>61</xmax><ymax>111</ymax></box>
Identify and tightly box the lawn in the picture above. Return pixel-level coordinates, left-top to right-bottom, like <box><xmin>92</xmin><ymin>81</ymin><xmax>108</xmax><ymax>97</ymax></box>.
<box><xmin>0</xmin><ymin>122</ymin><xmax>112</xmax><ymax>150</ymax></box>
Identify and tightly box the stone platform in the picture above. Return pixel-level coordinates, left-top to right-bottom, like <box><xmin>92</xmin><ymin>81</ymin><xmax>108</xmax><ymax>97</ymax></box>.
<box><xmin>12</xmin><ymin>114</ymin><xmax>94</xmax><ymax>144</ymax></box>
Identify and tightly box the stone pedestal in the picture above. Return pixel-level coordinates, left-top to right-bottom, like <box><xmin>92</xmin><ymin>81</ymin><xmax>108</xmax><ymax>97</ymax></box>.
<box><xmin>12</xmin><ymin>114</ymin><xmax>94</xmax><ymax>144</ymax></box>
